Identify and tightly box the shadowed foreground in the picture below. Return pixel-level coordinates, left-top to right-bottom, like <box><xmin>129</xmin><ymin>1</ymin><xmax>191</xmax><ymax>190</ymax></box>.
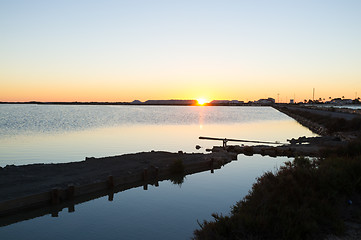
<box><xmin>0</xmin><ymin>150</ymin><xmax>236</xmax><ymax>218</ymax></box>
<box><xmin>194</xmin><ymin>106</ymin><xmax>361</xmax><ymax>239</ymax></box>
<box><xmin>194</xmin><ymin>154</ymin><xmax>361</xmax><ymax>239</ymax></box>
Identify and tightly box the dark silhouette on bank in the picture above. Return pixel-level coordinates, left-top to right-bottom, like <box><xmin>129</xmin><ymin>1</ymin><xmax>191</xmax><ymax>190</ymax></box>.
<box><xmin>193</xmin><ymin>105</ymin><xmax>361</xmax><ymax>239</ymax></box>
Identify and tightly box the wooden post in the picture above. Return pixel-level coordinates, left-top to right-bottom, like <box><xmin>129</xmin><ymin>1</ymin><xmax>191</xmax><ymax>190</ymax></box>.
<box><xmin>108</xmin><ymin>191</ymin><xmax>114</xmax><ymax>201</ymax></box>
<box><xmin>210</xmin><ymin>158</ymin><xmax>214</xmax><ymax>173</ymax></box>
<box><xmin>223</xmin><ymin>139</ymin><xmax>227</xmax><ymax>148</ymax></box>
<box><xmin>67</xmin><ymin>184</ymin><xmax>75</xmax><ymax>200</ymax></box>
<box><xmin>260</xmin><ymin>149</ymin><xmax>265</xmax><ymax>156</ymax></box>
<box><xmin>155</xmin><ymin>167</ymin><xmax>159</xmax><ymax>178</ymax></box>
<box><xmin>51</xmin><ymin>188</ymin><xmax>60</xmax><ymax>205</ymax></box>
<box><xmin>51</xmin><ymin>211</ymin><xmax>59</xmax><ymax>217</ymax></box>
<box><xmin>143</xmin><ymin>184</ymin><xmax>148</xmax><ymax>190</ymax></box>
<box><xmin>108</xmin><ymin>175</ymin><xmax>114</xmax><ymax>188</ymax></box>
<box><xmin>142</xmin><ymin>168</ymin><xmax>148</xmax><ymax>181</ymax></box>
<box><xmin>68</xmin><ymin>204</ymin><xmax>75</xmax><ymax>213</ymax></box>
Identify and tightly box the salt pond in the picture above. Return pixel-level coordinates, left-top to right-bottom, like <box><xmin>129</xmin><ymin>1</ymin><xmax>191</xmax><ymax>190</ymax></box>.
<box><xmin>0</xmin><ymin>105</ymin><xmax>317</xmax><ymax>239</ymax></box>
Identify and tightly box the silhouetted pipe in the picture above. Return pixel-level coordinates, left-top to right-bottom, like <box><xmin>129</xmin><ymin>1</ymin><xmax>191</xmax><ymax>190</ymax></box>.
<box><xmin>199</xmin><ymin>136</ymin><xmax>282</xmax><ymax>146</ymax></box>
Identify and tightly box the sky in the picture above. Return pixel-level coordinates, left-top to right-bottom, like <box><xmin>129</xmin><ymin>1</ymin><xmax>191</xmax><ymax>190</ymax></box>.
<box><xmin>1</xmin><ymin>0</ymin><xmax>361</xmax><ymax>102</ymax></box>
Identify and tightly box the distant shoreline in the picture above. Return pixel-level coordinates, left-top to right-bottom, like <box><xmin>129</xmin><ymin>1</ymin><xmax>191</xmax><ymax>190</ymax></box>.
<box><xmin>1</xmin><ymin>101</ymin><xmax>360</xmax><ymax>107</ymax></box>
<box><xmin>0</xmin><ymin>101</ymin><xmax>269</xmax><ymax>106</ymax></box>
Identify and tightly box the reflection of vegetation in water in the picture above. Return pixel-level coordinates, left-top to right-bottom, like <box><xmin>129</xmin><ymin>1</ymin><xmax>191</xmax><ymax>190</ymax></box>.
<box><xmin>169</xmin><ymin>159</ymin><xmax>185</xmax><ymax>174</ymax></box>
<box><xmin>169</xmin><ymin>159</ymin><xmax>186</xmax><ymax>186</ymax></box>
<box><xmin>169</xmin><ymin>174</ymin><xmax>186</xmax><ymax>186</ymax></box>
<box><xmin>194</xmin><ymin>155</ymin><xmax>361</xmax><ymax>240</ymax></box>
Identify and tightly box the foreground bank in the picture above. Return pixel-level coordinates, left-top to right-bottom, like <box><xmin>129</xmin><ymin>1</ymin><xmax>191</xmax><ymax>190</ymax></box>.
<box><xmin>193</xmin><ymin>106</ymin><xmax>361</xmax><ymax>239</ymax></box>
<box><xmin>0</xmin><ymin>150</ymin><xmax>236</xmax><ymax>218</ymax></box>
<box><xmin>194</xmin><ymin>154</ymin><xmax>361</xmax><ymax>239</ymax></box>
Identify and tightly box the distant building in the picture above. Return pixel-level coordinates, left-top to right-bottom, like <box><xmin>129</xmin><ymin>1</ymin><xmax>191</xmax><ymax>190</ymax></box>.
<box><xmin>209</xmin><ymin>100</ymin><xmax>244</xmax><ymax>105</ymax></box>
<box><xmin>144</xmin><ymin>100</ymin><xmax>197</xmax><ymax>105</ymax></box>
<box><xmin>210</xmin><ymin>100</ymin><xmax>231</xmax><ymax>105</ymax></box>
<box><xmin>342</xmin><ymin>99</ymin><xmax>353</xmax><ymax>104</ymax></box>
<box><xmin>131</xmin><ymin>100</ymin><xmax>143</xmax><ymax>104</ymax></box>
<box><xmin>255</xmin><ymin>98</ymin><xmax>275</xmax><ymax>104</ymax></box>
<box><xmin>268</xmin><ymin>98</ymin><xmax>275</xmax><ymax>103</ymax></box>
<box><xmin>330</xmin><ymin>98</ymin><xmax>353</xmax><ymax>105</ymax></box>
<box><xmin>289</xmin><ymin>99</ymin><xmax>294</xmax><ymax>104</ymax></box>
<box><xmin>230</xmin><ymin>100</ymin><xmax>244</xmax><ymax>104</ymax></box>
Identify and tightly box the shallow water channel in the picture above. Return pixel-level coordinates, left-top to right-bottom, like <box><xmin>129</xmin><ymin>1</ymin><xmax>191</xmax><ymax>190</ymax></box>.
<box><xmin>0</xmin><ymin>155</ymin><xmax>288</xmax><ymax>239</ymax></box>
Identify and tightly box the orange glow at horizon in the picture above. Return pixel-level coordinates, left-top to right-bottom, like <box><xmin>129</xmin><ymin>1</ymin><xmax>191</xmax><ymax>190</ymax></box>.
<box><xmin>1</xmin><ymin>75</ymin><xmax>360</xmax><ymax>103</ymax></box>
<box><xmin>196</xmin><ymin>98</ymin><xmax>209</xmax><ymax>105</ymax></box>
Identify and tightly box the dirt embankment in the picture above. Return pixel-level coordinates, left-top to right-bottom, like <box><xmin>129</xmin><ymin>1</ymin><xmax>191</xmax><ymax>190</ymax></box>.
<box><xmin>0</xmin><ymin>150</ymin><xmax>236</xmax><ymax>217</ymax></box>
<box><xmin>274</xmin><ymin>105</ymin><xmax>361</xmax><ymax>141</ymax></box>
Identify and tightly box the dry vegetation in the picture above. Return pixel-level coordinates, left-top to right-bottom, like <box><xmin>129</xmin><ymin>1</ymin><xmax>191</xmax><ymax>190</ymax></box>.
<box><xmin>194</xmin><ymin>108</ymin><xmax>361</xmax><ymax>239</ymax></box>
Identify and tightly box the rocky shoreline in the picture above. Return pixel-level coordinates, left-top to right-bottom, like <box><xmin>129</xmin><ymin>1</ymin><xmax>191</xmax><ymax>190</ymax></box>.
<box><xmin>274</xmin><ymin>105</ymin><xmax>330</xmax><ymax>136</ymax></box>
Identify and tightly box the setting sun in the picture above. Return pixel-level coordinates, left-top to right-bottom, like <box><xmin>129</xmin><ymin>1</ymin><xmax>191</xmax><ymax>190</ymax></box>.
<box><xmin>197</xmin><ymin>98</ymin><xmax>209</xmax><ymax>105</ymax></box>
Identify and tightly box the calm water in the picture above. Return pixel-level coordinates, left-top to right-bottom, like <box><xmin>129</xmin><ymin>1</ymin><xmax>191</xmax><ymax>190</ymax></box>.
<box><xmin>0</xmin><ymin>105</ymin><xmax>317</xmax><ymax>239</ymax></box>
<box><xmin>0</xmin><ymin>104</ymin><xmax>315</xmax><ymax>166</ymax></box>
<box><xmin>315</xmin><ymin>104</ymin><xmax>361</xmax><ymax>110</ymax></box>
